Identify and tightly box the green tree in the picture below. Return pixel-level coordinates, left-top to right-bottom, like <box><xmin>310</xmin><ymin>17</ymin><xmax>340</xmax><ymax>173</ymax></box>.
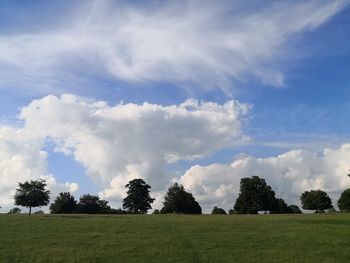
<box><xmin>77</xmin><ymin>194</ymin><xmax>111</xmax><ymax>214</ymax></box>
<box><xmin>50</xmin><ymin>192</ymin><xmax>77</xmax><ymax>214</ymax></box>
<box><xmin>161</xmin><ymin>183</ymin><xmax>202</xmax><ymax>214</ymax></box>
<box><xmin>337</xmin><ymin>189</ymin><xmax>350</xmax><ymax>212</ymax></box>
<box><xmin>233</xmin><ymin>176</ymin><xmax>277</xmax><ymax>214</ymax></box>
<box><xmin>270</xmin><ymin>198</ymin><xmax>290</xmax><ymax>214</ymax></box>
<box><xmin>300</xmin><ymin>190</ymin><xmax>332</xmax><ymax>213</ymax></box>
<box><xmin>211</xmin><ymin>206</ymin><xmax>227</xmax><ymax>215</ymax></box>
<box><xmin>14</xmin><ymin>179</ymin><xmax>50</xmax><ymax>216</ymax></box>
<box><xmin>122</xmin><ymin>179</ymin><xmax>155</xmax><ymax>214</ymax></box>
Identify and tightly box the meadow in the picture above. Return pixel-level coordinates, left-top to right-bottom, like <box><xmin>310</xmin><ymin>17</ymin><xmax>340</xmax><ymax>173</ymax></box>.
<box><xmin>1</xmin><ymin>213</ymin><xmax>350</xmax><ymax>262</ymax></box>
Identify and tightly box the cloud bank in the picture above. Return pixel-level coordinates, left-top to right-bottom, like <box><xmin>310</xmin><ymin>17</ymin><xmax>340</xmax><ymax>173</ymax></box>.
<box><xmin>180</xmin><ymin>145</ymin><xmax>350</xmax><ymax>212</ymax></box>
<box><xmin>0</xmin><ymin>94</ymin><xmax>249</xmax><ymax>209</ymax></box>
<box><xmin>0</xmin><ymin>0</ymin><xmax>348</xmax><ymax>93</ymax></box>
<box><xmin>1</xmin><ymin>94</ymin><xmax>350</xmax><ymax>212</ymax></box>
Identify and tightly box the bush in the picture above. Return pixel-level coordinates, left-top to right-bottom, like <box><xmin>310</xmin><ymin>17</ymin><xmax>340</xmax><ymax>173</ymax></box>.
<box><xmin>8</xmin><ymin>207</ymin><xmax>21</xmax><ymax>214</ymax></box>
<box><xmin>288</xmin><ymin>205</ymin><xmax>302</xmax><ymax>214</ymax></box>
<box><xmin>211</xmin><ymin>206</ymin><xmax>227</xmax><ymax>215</ymax></box>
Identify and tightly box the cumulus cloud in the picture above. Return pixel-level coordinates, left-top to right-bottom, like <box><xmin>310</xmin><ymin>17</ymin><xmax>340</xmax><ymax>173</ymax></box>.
<box><xmin>180</xmin><ymin>144</ymin><xmax>350</xmax><ymax>212</ymax></box>
<box><xmin>0</xmin><ymin>0</ymin><xmax>348</xmax><ymax>93</ymax></box>
<box><xmin>0</xmin><ymin>126</ymin><xmax>78</xmax><ymax>210</ymax></box>
<box><xmin>18</xmin><ymin>94</ymin><xmax>249</xmax><ymax>205</ymax></box>
<box><xmin>2</xmin><ymin>94</ymin><xmax>350</xmax><ymax>212</ymax></box>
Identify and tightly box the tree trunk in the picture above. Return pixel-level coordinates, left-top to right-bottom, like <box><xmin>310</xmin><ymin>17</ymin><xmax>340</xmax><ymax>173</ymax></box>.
<box><xmin>29</xmin><ymin>206</ymin><xmax>32</xmax><ymax>216</ymax></box>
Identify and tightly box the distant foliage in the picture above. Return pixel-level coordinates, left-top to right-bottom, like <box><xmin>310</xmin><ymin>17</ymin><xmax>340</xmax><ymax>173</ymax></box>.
<box><xmin>110</xmin><ymin>208</ymin><xmax>128</xmax><ymax>214</ymax></box>
<box><xmin>50</xmin><ymin>192</ymin><xmax>77</xmax><ymax>214</ymax></box>
<box><xmin>327</xmin><ymin>208</ymin><xmax>337</xmax><ymax>213</ymax></box>
<box><xmin>122</xmin><ymin>179</ymin><xmax>155</xmax><ymax>214</ymax></box>
<box><xmin>228</xmin><ymin>209</ymin><xmax>235</xmax><ymax>215</ymax></box>
<box><xmin>233</xmin><ymin>176</ymin><xmax>277</xmax><ymax>214</ymax></box>
<box><xmin>8</xmin><ymin>207</ymin><xmax>21</xmax><ymax>214</ymax></box>
<box><xmin>300</xmin><ymin>190</ymin><xmax>332</xmax><ymax>212</ymax></box>
<box><xmin>14</xmin><ymin>179</ymin><xmax>50</xmax><ymax>216</ymax></box>
<box><xmin>34</xmin><ymin>210</ymin><xmax>44</xmax><ymax>214</ymax></box>
<box><xmin>77</xmin><ymin>194</ymin><xmax>112</xmax><ymax>214</ymax></box>
<box><xmin>211</xmin><ymin>206</ymin><xmax>227</xmax><ymax>215</ymax></box>
<box><xmin>161</xmin><ymin>183</ymin><xmax>202</xmax><ymax>214</ymax></box>
<box><xmin>337</xmin><ymin>189</ymin><xmax>350</xmax><ymax>212</ymax></box>
<box><xmin>288</xmin><ymin>205</ymin><xmax>302</xmax><ymax>214</ymax></box>
<box><xmin>152</xmin><ymin>209</ymin><xmax>161</xmax><ymax>215</ymax></box>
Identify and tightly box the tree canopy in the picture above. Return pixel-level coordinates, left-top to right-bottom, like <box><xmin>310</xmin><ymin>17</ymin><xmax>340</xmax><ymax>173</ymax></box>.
<box><xmin>270</xmin><ymin>198</ymin><xmax>290</xmax><ymax>214</ymax></box>
<box><xmin>211</xmin><ymin>206</ymin><xmax>227</xmax><ymax>215</ymax></box>
<box><xmin>161</xmin><ymin>183</ymin><xmax>202</xmax><ymax>214</ymax></box>
<box><xmin>77</xmin><ymin>194</ymin><xmax>111</xmax><ymax>214</ymax></box>
<box><xmin>122</xmin><ymin>179</ymin><xmax>155</xmax><ymax>214</ymax></box>
<box><xmin>233</xmin><ymin>176</ymin><xmax>277</xmax><ymax>214</ymax></box>
<box><xmin>300</xmin><ymin>190</ymin><xmax>332</xmax><ymax>212</ymax></box>
<box><xmin>14</xmin><ymin>179</ymin><xmax>50</xmax><ymax>216</ymax></box>
<box><xmin>337</xmin><ymin>189</ymin><xmax>350</xmax><ymax>212</ymax></box>
<box><xmin>50</xmin><ymin>192</ymin><xmax>77</xmax><ymax>214</ymax></box>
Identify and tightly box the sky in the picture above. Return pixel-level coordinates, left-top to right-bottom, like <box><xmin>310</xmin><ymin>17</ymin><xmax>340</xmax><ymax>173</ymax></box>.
<box><xmin>1</xmin><ymin>0</ymin><xmax>350</xmax><ymax>213</ymax></box>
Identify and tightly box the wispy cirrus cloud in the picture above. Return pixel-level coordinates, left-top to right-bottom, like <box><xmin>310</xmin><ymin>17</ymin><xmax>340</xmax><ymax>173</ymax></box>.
<box><xmin>0</xmin><ymin>0</ymin><xmax>348</xmax><ymax>95</ymax></box>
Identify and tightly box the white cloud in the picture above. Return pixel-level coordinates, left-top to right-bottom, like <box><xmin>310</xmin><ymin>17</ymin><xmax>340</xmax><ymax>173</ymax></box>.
<box><xmin>2</xmin><ymin>94</ymin><xmax>350</xmax><ymax>213</ymax></box>
<box><xmin>180</xmin><ymin>144</ymin><xmax>350</xmax><ymax>213</ymax></box>
<box><xmin>0</xmin><ymin>126</ymin><xmax>78</xmax><ymax>211</ymax></box>
<box><xmin>0</xmin><ymin>0</ymin><xmax>348</xmax><ymax>93</ymax></box>
<box><xmin>18</xmin><ymin>94</ymin><xmax>249</xmax><ymax>206</ymax></box>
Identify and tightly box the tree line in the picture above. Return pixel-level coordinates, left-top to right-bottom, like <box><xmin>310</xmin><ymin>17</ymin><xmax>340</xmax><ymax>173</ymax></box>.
<box><xmin>8</xmin><ymin>175</ymin><xmax>350</xmax><ymax>216</ymax></box>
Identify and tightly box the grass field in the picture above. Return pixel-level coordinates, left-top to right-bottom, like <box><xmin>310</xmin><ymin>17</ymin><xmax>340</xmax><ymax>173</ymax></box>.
<box><xmin>1</xmin><ymin>213</ymin><xmax>350</xmax><ymax>262</ymax></box>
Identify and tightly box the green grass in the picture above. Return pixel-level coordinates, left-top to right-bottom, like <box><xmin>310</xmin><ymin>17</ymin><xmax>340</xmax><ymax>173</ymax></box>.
<box><xmin>1</xmin><ymin>213</ymin><xmax>350</xmax><ymax>262</ymax></box>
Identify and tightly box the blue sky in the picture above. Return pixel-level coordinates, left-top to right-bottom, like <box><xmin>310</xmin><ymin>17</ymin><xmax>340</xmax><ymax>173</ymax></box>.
<box><xmin>0</xmin><ymin>0</ymin><xmax>350</xmax><ymax>211</ymax></box>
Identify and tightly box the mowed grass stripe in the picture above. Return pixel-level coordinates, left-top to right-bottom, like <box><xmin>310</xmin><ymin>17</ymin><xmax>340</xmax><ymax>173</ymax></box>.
<box><xmin>1</xmin><ymin>214</ymin><xmax>350</xmax><ymax>262</ymax></box>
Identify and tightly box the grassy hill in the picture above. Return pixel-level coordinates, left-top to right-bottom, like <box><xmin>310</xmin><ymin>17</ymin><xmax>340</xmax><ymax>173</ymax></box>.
<box><xmin>1</xmin><ymin>213</ymin><xmax>350</xmax><ymax>262</ymax></box>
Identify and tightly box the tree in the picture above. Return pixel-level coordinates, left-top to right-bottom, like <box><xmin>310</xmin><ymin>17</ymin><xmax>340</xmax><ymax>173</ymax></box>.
<box><xmin>77</xmin><ymin>194</ymin><xmax>111</xmax><ymax>214</ymax></box>
<box><xmin>50</xmin><ymin>192</ymin><xmax>77</xmax><ymax>214</ymax></box>
<box><xmin>8</xmin><ymin>207</ymin><xmax>21</xmax><ymax>214</ymax></box>
<box><xmin>122</xmin><ymin>179</ymin><xmax>155</xmax><ymax>214</ymax></box>
<box><xmin>288</xmin><ymin>205</ymin><xmax>302</xmax><ymax>214</ymax></box>
<box><xmin>211</xmin><ymin>206</ymin><xmax>227</xmax><ymax>215</ymax></box>
<box><xmin>270</xmin><ymin>198</ymin><xmax>290</xmax><ymax>214</ymax></box>
<box><xmin>337</xmin><ymin>189</ymin><xmax>350</xmax><ymax>212</ymax></box>
<box><xmin>161</xmin><ymin>183</ymin><xmax>202</xmax><ymax>214</ymax></box>
<box><xmin>14</xmin><ymin>179</ymin><xmax>50</xmax><ymax>216</ymax></box>
<box><xmin>300</xmin><ymin>190</ymin><xmax>333</xmax><ymax>212</ymax></box>
<box><xmin>233</xmin><ymin>176</ymin><xmax>277</xmax><ymax>214</ymax></box>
